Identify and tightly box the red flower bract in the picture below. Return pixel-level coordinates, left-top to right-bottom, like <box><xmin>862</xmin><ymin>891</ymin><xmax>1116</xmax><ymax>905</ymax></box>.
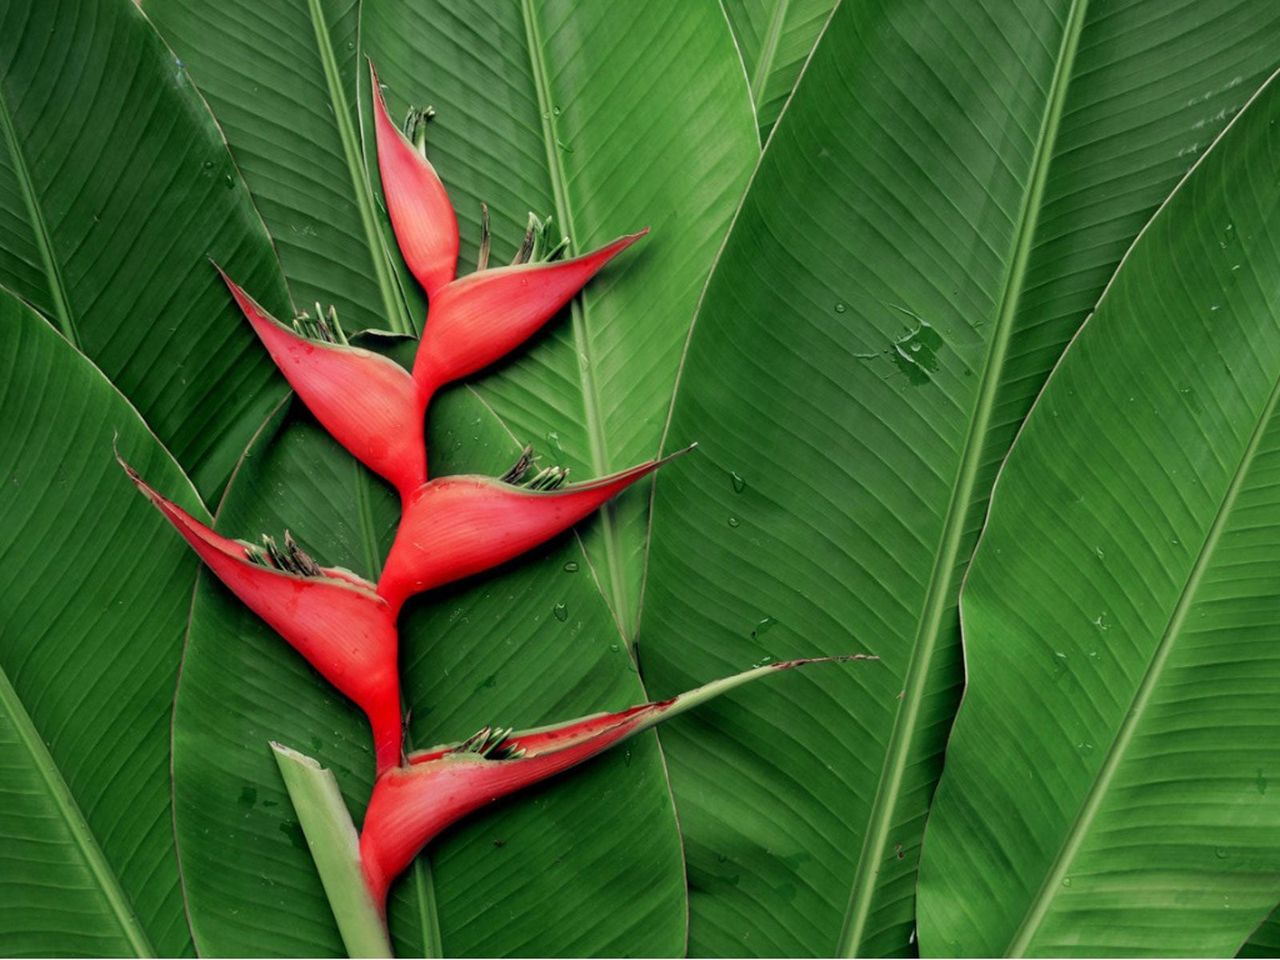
<box><xmin>357</xmin><ymin>657</ymin><xmax>871</xmax><ymax>907</ymax></box>
<box><xmin>219</xmin><ymin>269</ymin><xmax>428</xmax><ymax>498</ymax></box>
<box><xmin>411</xmin><ymin>231</ymin><xmax>648</xmax><ymax>403</ymax></box>
<box><xmin>370</xmin><ymin>61</ymin><xmax>459</xmax><ymax>300</ymax></box>
<box><xmin>119</xmin><ymin>457</ymin><xmax>405</xmax><ymax>773</ymax></box>
<box><xmin>376</xmin><ymin>447</ymin><xmax>692</xmax><ymax>613</ymax></box>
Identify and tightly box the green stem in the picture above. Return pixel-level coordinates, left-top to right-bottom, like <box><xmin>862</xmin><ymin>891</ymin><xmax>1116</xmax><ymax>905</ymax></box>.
<box><xmin>271</xmin><ymin>743</ymin><xmax>392</xmax><ymax>958</ymax></box>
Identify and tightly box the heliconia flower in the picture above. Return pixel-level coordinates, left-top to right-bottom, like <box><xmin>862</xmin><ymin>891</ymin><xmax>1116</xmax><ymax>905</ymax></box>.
<box><xmin>217</xmin><ymin>268</ymin><xmax>427</xmax><ymax>498</ymax></box>
<box><xmin>118</xmin><ymin>456</ymin><xmax>404</xmax><ymax>773</ymax></box>
<box><xmin>411</xmin><ymin>229</ymin><xmax>648</xmax><ymax>403</ymax></box>
<box><xmin>370</xmin><ymin>61</ymin><xmax>458</xmax><ymax>300</ymax></box>
<box><xmin>358</xmin><ymin>656</ymin><xmax>876</xmax><ymax>907</ymax></box>
<box><xmin>376</xmin><ymin>445</ymin><xmax>694</xmax><ymax>613</ymax></box>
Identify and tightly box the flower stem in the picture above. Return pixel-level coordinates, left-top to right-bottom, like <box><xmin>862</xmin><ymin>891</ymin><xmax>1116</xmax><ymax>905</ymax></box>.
<box><xmin>271</xmin><ymin>743</ymin><xmax>393</xmax><ymax>958</ymax></box>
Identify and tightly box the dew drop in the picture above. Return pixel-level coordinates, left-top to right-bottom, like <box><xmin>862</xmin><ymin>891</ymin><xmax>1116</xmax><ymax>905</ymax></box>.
<box><xmin>609</xmin><ymin>643</ymin><xmax>620</xmax><ymax>653</ymax></box>
<box><xmin>730</xmin><ymin>471</ymin><xmax>746</xmax><ymax>493</ymax></box>
<box><xmin>753</xmin><ymin>655</ymin><xmax>773</xmax><ymax>667</ymax></box>
<box><xmin>751</xmin><ymin>616</ymin><xmax>777</xmax><ymax>640</ymax></box>
<box><xmin>1216</xmin><ymin>847</ymin><xmax>1230</xmax><ymax>860</ymax></box>
<box><xmin>1062</xmin><ymin>877</ymin><xmax>1072</xmax><ymax>888</ymax></box>
<box><xmin>553</xmin><ymin>602</ymin><xmax>568</xmax><ymax>622</ymax></box>
<box><xmin>563</xmin><ymin>561</ymin><xmax>579</xmax><ymax>573</ymax></box>
<box><xmin>552</xmin><ymin>106</ymin><xmax>562</xmax><ymax>116</ymax></box>
<box><xmin>727</xmin><ymin>516</ymin><xmax>740</xmax><ymax>528</ymax></box>
<box><xmin>834</xmin><ymin>302</ymin><xmax>846</xmax><ymax>314</ymax></box>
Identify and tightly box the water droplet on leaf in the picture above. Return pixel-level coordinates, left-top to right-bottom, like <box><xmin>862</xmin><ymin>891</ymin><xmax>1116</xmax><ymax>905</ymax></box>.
<box><xmin>553</xmin><ymin>602</ymin><xmax>568</xmax><ymax>622</ymax></box>
<box><xmin>563</xmin><ymin>561</ymin><xmax>579</xmax><ymax>573</ymax></box>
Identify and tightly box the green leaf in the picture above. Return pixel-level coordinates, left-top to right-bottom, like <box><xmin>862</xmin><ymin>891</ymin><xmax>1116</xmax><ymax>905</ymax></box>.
<box><xmin>173</xmin><ymin>376</ymin><xmax>688</xmax><ymax>957</ymax></box>
<box><xmin>0</xmin><ymin>0</ymin><xmax>291</xmax><ymax>498</ymax></box>
<box><xmin>640</xmin><ymin>0</ymin><xmax>1280</xmax><ymax>956</ymax></box>
<box><xmin>143</xmin><ymin>0</ymin><xmax>414</xmax><ymax>337</ymax></box>
<box><xmin>721</xmin><ymin>0</ymin><xmax>836</xmax><ymax>139</ymax></box>
<box><xmin>916</xmin><ymin>69</ymin><xmax>1280</xmax><ymax>958</ymax></box>
<box><xmin>0</xmin><ymin>290</ymin><xmax>205</xmax><ymax>956</ymax></box>
<box><xmin>1242</xmin><ymin>911</ymin><xmax>1280</xmax><ymax>958</ymax></box>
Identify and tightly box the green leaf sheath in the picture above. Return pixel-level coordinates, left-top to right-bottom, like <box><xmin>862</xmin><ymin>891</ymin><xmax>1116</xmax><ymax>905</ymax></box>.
<box><xmin>359</xmin><ymin>0</ymin><xmax>759</xmax><ymax>638</ymax></box>
<box><xmin>0</xmin><ymin>293</ymin><xmax>204</xmax><ymax>957</ymax></box>
<box><xmin>1242</xmin><ymin>910</ymin><xmax>1280</xmax><ymax>958</ymax></box>
<box><xmin>0</xmin><ymin>0</ymin><xmax>290</xmax><ymax>499</ymax></box>
<box><xmin>721</xmin><ymin>0</ymin><xmax>837</xmax><ymax>140</ymax></box>
<box><xmin>917</xmin><ymin>70</ymin><xmax>1280</xmax><ymax>958</ymax></box>
<box><xmin>174</xmin><ymin>378</ymin><xmax>687</xmax><ymax>957</ymax></box>
<box><xmin>641</xmin><ymin>0</ymin><xmax>1280</xmax><ymax>956</ymax></box>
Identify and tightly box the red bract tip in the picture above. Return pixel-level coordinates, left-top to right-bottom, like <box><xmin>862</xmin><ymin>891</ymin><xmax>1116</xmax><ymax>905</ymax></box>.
<box><xmin>118</xmin><ymin>456</ymin><xmax>404</xmax><ymax>773</ymax></box>
<box><xmin>375</xmin><ymin>445</ymin><xmax>691</xmax><ymax>612</ymax></box>
<box><xmin>217</xmin><ymin>270</ymin><xmax>427</xmax><ymax>498</ymax></box>
<box><xmin>358</xmin><ymin>655</ymin><xmax>875</xmax><ymax>906</ymax></box>
<box><xmin>370</xmin><ymin>61</ymin><xmax>459</xmax><ymax>300</ymax></box>
<box><xmin>412</xmin><ymin>230</ymin><xmax>648</xmax><ymax>401</ymax></box>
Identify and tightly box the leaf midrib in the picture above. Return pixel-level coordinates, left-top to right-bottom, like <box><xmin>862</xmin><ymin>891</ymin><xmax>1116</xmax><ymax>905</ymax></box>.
<box><xmin>749</xmin><ymin>0</ymin><xmax>790</xmax><ymax>112</ymax></box>
<box><xmin>0</xmin><ymin>81</ymin><xmax>79</xmax><ymax>349</ymax></box>
<box><xmin>0</xmin><ymin>664</ymin><xmax>155</xmax><ymax>956</ymax></box>
<box><xmin>303</xmin><ymin>0</ymin><xmax>412</xmax><ymax>337</ymax></box>
<box><xmin>836</xmin><ymin>0</ymin><xmax>1089</xmax><ymax>953</ymax></box>
<box><xmin>518</xmin><ymin>0</ymin><xmax>633</xmax><ymax>639</ymax></box>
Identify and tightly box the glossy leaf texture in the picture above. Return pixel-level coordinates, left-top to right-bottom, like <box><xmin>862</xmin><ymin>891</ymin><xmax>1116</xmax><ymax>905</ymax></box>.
<box><xmin>640</xmin><ymin>0</ymin><xmax>1280</xmax><ymax>956</ymax></box>
<box><xmin>143</xmin><ymin>0</ymin><xmax>414</xmax><ymax>336</ymax></box>
<box><xmin>173</xmin><ymin>371</ymin><xmax>687</xmax><ymax>957</ymax></box>
<box><xmin>0</xmin><ymin>292</ymin><xmax>204</xmax><ymax>956</ymax></box>
<box><xmin>0</xmin><ymin>0</ymin><xmax>291</xmax><ymax>498</ymax></box>
<box><xmin>721</xmin><ymin>0</ymin><xmax>836</xmax><ymax>139</ymax></box>
<box><xmin>916</xmin><ymin>70</ymin><xmax>1280</xmax><ymax>958</ymax></box>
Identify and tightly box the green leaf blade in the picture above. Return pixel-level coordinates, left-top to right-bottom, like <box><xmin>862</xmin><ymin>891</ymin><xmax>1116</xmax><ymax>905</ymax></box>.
<box><xmin>641</xmin><ymin>0</ymin><xmax>1280</xmax><ymax>955</ymax></box>
<box><xmin>0</xmin><ymin>0</ymin><xmax>292</xmax><ymax>498</ymax></box>
<box><xmin>0</xmin><ymin>291</ymin><xmax>205</xmax><ymax>957</ymax></box>
<box><xmin>917</xmin><ymin>69</ymin><xmax>1280</xmax><ymax>957</ymax></box>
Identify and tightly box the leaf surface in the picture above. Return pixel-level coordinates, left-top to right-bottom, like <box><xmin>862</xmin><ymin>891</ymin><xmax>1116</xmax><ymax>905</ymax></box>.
<box><xmin>0</xmin><ymin>291</ymin><xmax>204</xmax><ymax>957</ymax></box>
<box><xmin>916</xmin><ymin>69</ymin><xmax>1280</xmax><ymax>958</ymax></box>
<box><xmin>0</xmin><ymin>0</ymin><xmax>290</xmax><ymax>498</ymax></box>
<box><xmin>640</xmin><ymin>0</ymin><xmax>1280</xmax><ymax>955</ymax></box>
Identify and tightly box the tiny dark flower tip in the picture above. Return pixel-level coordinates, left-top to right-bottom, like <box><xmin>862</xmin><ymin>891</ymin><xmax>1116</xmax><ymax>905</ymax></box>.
<box><xmin>216</xmin><ymin>268</ymin><xmax>428</xmax><ymax>498</ymax></box>
<box><xmin>476</xmin><ymin>203</ymin><xmax>492</xmax><ymax>272</ymax></box>
<box><xmin>358</xmin><ymin>655</ymin><xmax>875</xmax><ymax>907</ymax></box>
<box><xmin>118</xmin><ymin>455</ymin><xmax>405</xmax><ymax>773</ymax></box>
<box><xmin>376</xmin><ymin>444</ymin><xmax>695</xmax><ymax>613</ymax></box>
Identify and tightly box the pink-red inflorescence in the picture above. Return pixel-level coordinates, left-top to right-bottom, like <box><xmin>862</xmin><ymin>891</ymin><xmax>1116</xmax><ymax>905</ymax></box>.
<box><xmin>120</xmin><ymin>65</ymin><xmax>862</xmax><ymax>932</ymax></box>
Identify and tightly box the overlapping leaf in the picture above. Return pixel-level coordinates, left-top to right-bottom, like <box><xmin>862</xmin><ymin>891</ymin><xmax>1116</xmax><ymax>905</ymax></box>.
<box><xmin>641</xmin><ymin>0</ymin><xmax>1280</xmax><ymax>955</ymax></box>
<box><xmin>0</xmin><ymin>291</ymin><xmax>204</xmax><ymax>956</ymax></box>
<box><xmin>0</xmin><ymin>0</ymin><xmax>290</xmax><ymax>498</ymax></box>
<box><xmin>916</xmin><ymin>69</ymin><xmax>1280</xmax><ymax>958</ymax></box>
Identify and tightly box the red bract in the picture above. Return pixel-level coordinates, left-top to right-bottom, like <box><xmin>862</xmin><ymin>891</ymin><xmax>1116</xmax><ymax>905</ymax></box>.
<box><xmin>412</xmin><ymin>231</ymin><xmax>647</xmax><ymax>402</ymax></box>
<box><xmin>376</xmin><ymin>447</ymin><xmax>692</xmax><ymax>612</ymax></box>
<box><xmin>119</xmin><ymin>457</ymin><xmax>404</xmax><ymax>773</ymax></box>
<box><xmin>358</xmin><ymin>657</ymin><xmax>872</xmax><ymax>906</ymax></box>
<box><xmin>370</xmin><ymin>61</ymin><xmax>458</xmax><ymax>300</ymax></box>
<box><xmin>218</xmin><ymin>270</ymin><xmax>427</xmax><ymax>498</ymax></box>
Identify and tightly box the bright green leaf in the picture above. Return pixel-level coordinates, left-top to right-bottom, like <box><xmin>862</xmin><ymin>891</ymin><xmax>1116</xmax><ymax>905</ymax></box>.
<box><xmin>641</xmin><ymin>0</ymin><xmax>1280</xmax><ymax>956</ymax></box>
<box><xmin>916</xmin><ymin>69</ymin><xmax>1280</xmax><ymax>958</ymax></box>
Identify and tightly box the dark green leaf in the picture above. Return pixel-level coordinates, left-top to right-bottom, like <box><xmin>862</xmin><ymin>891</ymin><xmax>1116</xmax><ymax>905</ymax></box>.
<box><xmin>917</xmin><ymin>69</ymin><xmax>1280</xmax><ymax>957</ymax></box>
<box><xmin>0</xmin><ymin>0</ymin><xmax>291</xmax><ymax>497</ymax></box>
<box><xmin>641</xmin><ymin>0</ymin><xmax>1280</xmax><ymax>955</ymax></box>
<box><xmin>0</xmin><ymin>290</ymin><xmax>204</xmax><ymax>956</ymax></box>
